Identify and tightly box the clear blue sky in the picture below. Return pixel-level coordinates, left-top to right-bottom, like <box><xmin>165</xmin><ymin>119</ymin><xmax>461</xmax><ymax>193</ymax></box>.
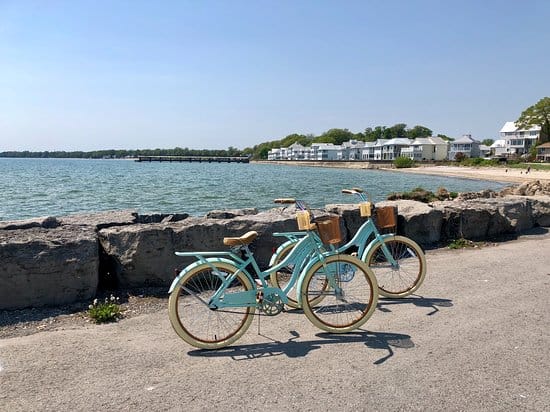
<box><xmin>1</xmin><ymin>0</ymin><xmax>549</xmax><ymax>151</ymax></box>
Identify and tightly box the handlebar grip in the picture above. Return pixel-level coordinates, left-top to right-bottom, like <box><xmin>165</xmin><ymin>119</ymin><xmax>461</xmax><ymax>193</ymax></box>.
<box><xmin>274</xmin><ymin>198</ymin><xmax>296</xmax><ymax>204</ymax></box>
<box><xmin>351</xmin><ymin>187</ymin><xmax>364</xmax><ymax>193</ymax></box>
<box><xmin>341</xmin><ymin>189</ymin><xmax>356</xmax><ymax>195</ymax></box>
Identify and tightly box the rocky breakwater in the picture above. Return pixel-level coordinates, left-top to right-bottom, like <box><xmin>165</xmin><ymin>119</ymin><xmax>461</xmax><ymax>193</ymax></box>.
<box><xmin>1</xmin><ymin>181</ymin><xmax>550</xmax><ymax>310</ymax></box>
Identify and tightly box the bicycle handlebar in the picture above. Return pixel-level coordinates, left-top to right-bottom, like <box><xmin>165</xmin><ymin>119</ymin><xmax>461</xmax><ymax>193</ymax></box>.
<box><xmin>342</xmin><ymin>188</ymin><xmax>369</xmax><ymax>202</ymax></box>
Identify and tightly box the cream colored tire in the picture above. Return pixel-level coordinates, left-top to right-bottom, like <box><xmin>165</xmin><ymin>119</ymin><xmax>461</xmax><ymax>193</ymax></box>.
<box><xmin>301</xmin><ymin>254</ymin><xmax>378</xmax><ymax>333</ymax></box>
<box><xmin>169</xmin><ymin>262</ymin><xmax>255</xmax><ymax>349</ymax></box>
<box><xmin>363</xmin><ymin>235</ymin><xmax>426</xmax><ymax>298</ymax></box>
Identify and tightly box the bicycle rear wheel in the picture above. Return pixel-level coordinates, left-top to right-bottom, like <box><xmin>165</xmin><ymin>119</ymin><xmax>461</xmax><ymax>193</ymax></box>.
<box><xmin>364</xmin><ymin>235</ymin><xmax>426</xmax><ymax>298</ymax></box>
<box><xmin>168</xmin><ymin>262</ymin><xmax>255</xmax><ymax>349</ymax></box>
<box><xmin>301</xmin><ymin>254</ymin><xmax>378</xmax><ymax>333</ymax></box>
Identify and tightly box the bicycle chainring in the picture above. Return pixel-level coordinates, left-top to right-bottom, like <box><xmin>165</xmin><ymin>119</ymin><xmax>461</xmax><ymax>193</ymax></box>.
<box><xmin>260</xmin><ymin>293</ymin><xmax>284</xmax><ymax>316</ymax></box>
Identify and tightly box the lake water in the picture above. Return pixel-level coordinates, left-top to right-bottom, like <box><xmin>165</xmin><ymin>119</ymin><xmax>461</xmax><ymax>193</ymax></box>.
<box><xmin>0</xmin><ymin>158</ymin><xmax>508</xmax><ymax>221</ymax></box>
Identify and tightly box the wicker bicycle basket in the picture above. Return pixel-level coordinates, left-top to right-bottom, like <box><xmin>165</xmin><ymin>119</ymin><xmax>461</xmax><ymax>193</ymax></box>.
<box><xmin>375</xmin><ymin>206</ymin><xmax>397</xmax><ymax>230</ymax></box>
<box><xmin>359</xmin><ymin>201</ymin><xmax>372</xmax><ymax>217</ymax></box>
<box><xmin>314</xmin><ymin>215</ymin><xmax>342</xmax><ymax>245</ymax></box>
<box><xmin>296</xmin><ymin>210</ymin><xmax>312</xmax><ymax>230</ymax></box>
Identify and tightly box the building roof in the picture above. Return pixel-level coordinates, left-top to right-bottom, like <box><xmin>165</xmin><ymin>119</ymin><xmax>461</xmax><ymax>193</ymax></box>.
<box><xmin>384</xmin><ymin>138</ymin><xmax>412</xmax><ymax>145</ymax></box>
<box><xmin>452</xmin><ymin>135</ymin><xmax>480</xmax><ymax>144</ymax></box>
<box><xmin>341</xmin><ymin>140</ymin><xmax>365</xmax><ymax>148</ymax></box>
<box><xmin>538</xmin><ymin>142</ymin><xmax>550</xmax><ymax>148</ymax></box>
<box><xmin>490</xmin><ymin>139</ymin><xmax>506</xmax><ymax>148</ymax></box>
<box><xmin>288</xmin><ymin>143</ymin><xmax>306</xmax><ymax>149</ymax></box>
<box><xmin>411</xmin><ymin>136</ymin><xmax>448</xmax><ymax>145</ymax></box>
<box><xmin>500</xmin><ymin>121</ymin><xmax>541</xmax><ymax>133</ymax></box>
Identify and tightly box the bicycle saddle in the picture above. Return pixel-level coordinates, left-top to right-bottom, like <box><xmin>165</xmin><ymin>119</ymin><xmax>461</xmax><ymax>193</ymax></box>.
<box><xmin>223</xmin><ymin>231</ymin><xmax>258</xmax><ymax>246</ymax></box>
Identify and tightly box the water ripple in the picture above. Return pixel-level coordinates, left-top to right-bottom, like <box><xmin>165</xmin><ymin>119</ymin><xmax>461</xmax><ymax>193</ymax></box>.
<box><xmin>0</xmin><ymin>158</ymin><xmax>507</xmax><ymax>221</ymax></box>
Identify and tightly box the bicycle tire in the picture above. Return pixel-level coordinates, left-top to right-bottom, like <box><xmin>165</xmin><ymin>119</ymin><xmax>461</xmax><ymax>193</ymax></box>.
<box><xmin>168</xmin><ymin>261</ymin><xmax>255</xmax><ymax>349</ymax></box>
<box><xmin>301</xmin><ymin>254</ymin><xmax>378</xmax><ymax>333</ymax></box>
<box><xmin>270</xmin><ymin>241</ymin><xmax>327</xmax><ymax>309</ymax></box>
<box><xmin>363</xmin><ymin>235</ymin><xmax>426</xmax><ymax>298</ymax></box>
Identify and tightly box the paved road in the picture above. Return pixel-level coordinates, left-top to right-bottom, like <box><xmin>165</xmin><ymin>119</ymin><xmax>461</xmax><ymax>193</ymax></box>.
<box><xmin>1</xmin><ymin>231</ymin><xmax>549</xmax><ymax>411</ymax></box>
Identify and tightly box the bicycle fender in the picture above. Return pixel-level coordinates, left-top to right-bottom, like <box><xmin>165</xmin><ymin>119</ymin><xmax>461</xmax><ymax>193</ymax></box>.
<box><xmin>268</xmin><ymin>239</ymin><xmax>299</xmax><ymax>266</ymax></box>
<box><xmin>168</xmin><ymin>257</ymin><xmax>252</xmax><ymax>294</ymax></box>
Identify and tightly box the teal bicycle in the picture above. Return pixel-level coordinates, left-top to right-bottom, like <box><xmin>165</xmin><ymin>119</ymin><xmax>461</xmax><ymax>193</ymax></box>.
<box><xmin>168</xmin><ymin>212</ymin><xmax>379</xmax><ymax>349</ymax></box>
<box><xmin>270</xmin><ymin>189</ymin><xmax>426</xmax><ymax>308</ymax></box>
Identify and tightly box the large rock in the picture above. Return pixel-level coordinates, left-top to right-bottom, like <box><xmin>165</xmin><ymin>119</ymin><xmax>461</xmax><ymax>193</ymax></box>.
<box><xmin>525</xmin><ymin>195</ymin><xmax>550</xmax><ymax>226</ymax></box>
<box><xmin>433</xmin><ymin>197</ymin><xmax>534</xmax><ymax>240</ymax></box>
<box><xmin>0</xmin><ymin>216</ymin><xmax>62</xmax><ymax>230</ymax></box>
<box><xmin>98</xmin><ymin>209</ymin><xmax>299</xmax><ymax>288</ymax></box>
<box><xmin>0</xmin><ymin>225</ymin><xmax>98</xmax><ymax>310</ymax></box>
<box><xmin>378</xmin><ymin>200</ymin><xmax>443</xmax><ymax>245</ymax></box>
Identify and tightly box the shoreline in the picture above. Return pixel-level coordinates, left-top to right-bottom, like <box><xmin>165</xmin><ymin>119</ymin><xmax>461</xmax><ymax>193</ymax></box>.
<box><xmin>381</xmin><ymin>165</ymin><xmax>550</xmax><ymax>184</ymax></box>
<box><xmin>253</xmin><ymin>160</ymin><xmax>550</xmax><ymax>184</ymax></box>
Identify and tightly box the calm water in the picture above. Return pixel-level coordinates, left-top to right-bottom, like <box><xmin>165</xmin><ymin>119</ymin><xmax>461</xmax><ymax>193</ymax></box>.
<box><xmin>0</xmin><ymin>158</ymin><xmax>508</xmax><ymax>221</ymax></box>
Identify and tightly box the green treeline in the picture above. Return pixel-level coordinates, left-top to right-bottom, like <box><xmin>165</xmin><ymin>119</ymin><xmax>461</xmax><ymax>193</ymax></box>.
<box><xmin>1</xmin><ymin>124</ymin><xmax>449</xmax><ymax>160</ymax></box>
<box><xmin>0</xmin><ymin>146</ymin><xmax>244</xmax><ymax>159</ymax></box>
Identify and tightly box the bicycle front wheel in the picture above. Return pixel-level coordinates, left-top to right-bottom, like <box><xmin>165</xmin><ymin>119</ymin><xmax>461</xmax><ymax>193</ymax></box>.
<box><xmin>301</xmin><ymin>254</ymin><xmax>378</xmax><ymax>333</ymax></box>
<box><xmin>364</xmin><ymin>235</ymin><xmax>426</xmax><ymax>298</ymax></box>
<box><xmin>270</xmin><ymin>241</ymin><xmax>329</xmax><ymax>309</ymax></box>
<box><xmin>168</xmin><ymin>262</ymin><xmax>255</xmax><ymax>350</ymax></box>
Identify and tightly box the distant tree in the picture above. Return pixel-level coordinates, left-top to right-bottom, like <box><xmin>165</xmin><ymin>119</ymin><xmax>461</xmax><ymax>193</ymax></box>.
<box><xmin>408</xmin><ymin>125</ymin><xmax>433</xmax><ymax>139</ymax></box>
<box><xmin>279</xmin><ymin>133</ymin><xmax>311</xmax><ymax>147</ymax></box>
<box><xmin>226</xmin><ymin>146</ymin><xmax>240</xmax><ymax>156</ymax></box>
<box><xmin>516</xmin><ymin>97</ymin><xmax>550</xmax><ymax>143</ymax></box>
<box><xmin>481</xmin><ymin>139</ymin><xmax>494</xmax><ymax>146</ymax></box>
<box><xmin>258</xmin><ymin>147</ymin><xmax>270</xmax><ymax>159</ymax></box>
<box><xmin>314</xmin><ymin>128</ymin><xmax>355</xmax><ymax>145</ymax></box>
<box><xmin>437</xmin><ymin>133</ymin><xmax>454</xmax><ymax>141</ymax></box>
<box><xmin>388</xmin><ymin>123</ymin><xmax>408</xmax><ymax>138</ymax></box>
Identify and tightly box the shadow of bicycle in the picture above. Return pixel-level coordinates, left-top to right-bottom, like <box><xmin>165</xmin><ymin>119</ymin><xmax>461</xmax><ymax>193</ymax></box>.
<box><xmin>377</xmin><ymin>295</ymin><xmax>453</xmax><ymax>316</ymax></box>
<box><xmin>187</xmin><ymin>329</ymin><xmax>413</xmax><ymax>364</ymax></box>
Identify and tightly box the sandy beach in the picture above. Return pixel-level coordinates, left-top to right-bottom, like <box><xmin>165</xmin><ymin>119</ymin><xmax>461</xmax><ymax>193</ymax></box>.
<box><xmin>257</xmin><ymin>160</ymin><xmax>550</xmax><ymax>184</ymax></box>
<box><xmin>378</xmin><ymin>165</ymin><xmax>550</xmax><ymax>184</ymax></box>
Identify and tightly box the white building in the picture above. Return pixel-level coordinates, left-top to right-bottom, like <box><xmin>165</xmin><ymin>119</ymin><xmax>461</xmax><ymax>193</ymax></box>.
<box><xmin>338</xmin><ymin>140</ymin><xmax>365</xmax><ymax>160</ymax></box>
<box><xmin>490</xmin><ymin>139</ymin><xmax>507</xmax><ymax>157</ymax></box>
<box><xmin>310</xmin><ymin>143</ymin><xmax>341</xmax><ymax>160</ymax></box>
<box><xmin>401</xmin><ymin>136</ymin><xmax>449</xmax><ymax>161</ymax></box>
<box><xmin>499</xmin><ymin>121</ymin><xmax>541</xmax><ymax>156</ymax></box>
<box><xmin>448</xmin><ymin>134</ymin><xmax>481</xmax><ymax>159</ymax></box>
<box><xmin>379</xmin><ymin>138</ymin><xmax>413</xmax><ymax>160</ymax></box>
<box><xmin>360</xmin><ymin>139</ymin><xmax>388</xmax><ymax>160</ymax></box>
<box><xmin>288</xmin><ymin>143</ymin><xmax>309</xmax><ymax>160</ymax></box>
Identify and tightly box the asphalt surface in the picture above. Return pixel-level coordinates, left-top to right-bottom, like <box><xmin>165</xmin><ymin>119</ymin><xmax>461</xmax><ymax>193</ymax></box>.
<box><xmin>1</xmin><ymin>230</ymin><xmax>549</xmax><ymax>411</ymax></box>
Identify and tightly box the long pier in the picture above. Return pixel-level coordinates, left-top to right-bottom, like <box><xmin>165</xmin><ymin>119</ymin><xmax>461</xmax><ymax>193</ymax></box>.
<box><xmin>134</xmin><ymin>155</ymin><xmax>249</xmax><ymax>163</ymax></box>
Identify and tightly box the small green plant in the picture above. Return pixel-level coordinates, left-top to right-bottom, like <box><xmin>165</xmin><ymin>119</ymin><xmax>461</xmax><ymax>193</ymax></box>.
<box><xmin>448</xmin><ymin>238</ymin><xmax>479</xmax><ymax>249</ymax></box>
<box><xmin>88</xmin><ymin>295</ymin><xmax>122</xmax><ymax>323</ymax></box>
<box><xmin>394</xmin><ymin>156</ymin><xmax>415</xmax><ymax>168</ymax></box>
<box><xmin>387</xmin><ymin>186</ymin><xmax>437</xmax><ymax>202</ymax></box>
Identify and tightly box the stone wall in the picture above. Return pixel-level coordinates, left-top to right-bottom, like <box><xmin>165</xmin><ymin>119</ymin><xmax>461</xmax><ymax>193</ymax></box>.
<box><xmin>2</xmin><ymin>188</ymin><xmax>550</xmax><ymax>310</ymax></box>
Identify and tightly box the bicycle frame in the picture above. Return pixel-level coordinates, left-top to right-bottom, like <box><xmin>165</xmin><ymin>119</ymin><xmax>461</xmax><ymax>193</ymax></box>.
<box><xmin>169</xmin><ymin>230</ymin><xmax>333</xmax><ymax>309</ymax></box>
<box><xmin>272</xmin><ymin>212</ymin><xmax>399</xmax><ymax>269</ymax></box>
